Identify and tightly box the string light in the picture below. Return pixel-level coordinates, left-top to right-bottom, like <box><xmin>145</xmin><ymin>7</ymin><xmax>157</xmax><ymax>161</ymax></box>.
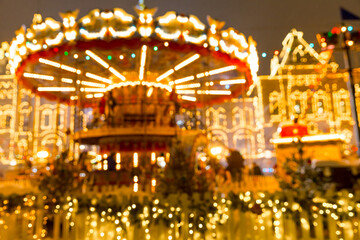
<box><xmin>139</xmin><ymin>45</ymin><xmax>147</xmax><ymax>81</ymax></box>
<box><xmin>23</xmin><ymin>73</ymin><xmax>54</xmax><ymax>81</ymax></box>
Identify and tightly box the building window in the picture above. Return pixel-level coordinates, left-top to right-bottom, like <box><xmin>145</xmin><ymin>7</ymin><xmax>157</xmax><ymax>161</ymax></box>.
<box><xmin>44</xmin><ymin>114</ymin><xmax>50</xmax><ymax>127</ymax></box>
<box><xmin>317</xmin><ymin>100</ymin><xmax>324</xmax><ymax>115</ymax></box>
<box><xmin>294</xmin><ymin>100</ymin><xmax>301</xmax><ymax>114</ymax></box>
<box><xmin>340</xmin><ymin>100</ymin><xmax>346</xmax><ymax>114</ymax></box>
<box><xmin>5</xmin><ymin>115</ymin><xmax>11</xmax><ymax>128</ymax></box>
<box><xmin>269</xmin><ymin>91</ymin><xmax>280</xmax><ymax>115</ymax></box>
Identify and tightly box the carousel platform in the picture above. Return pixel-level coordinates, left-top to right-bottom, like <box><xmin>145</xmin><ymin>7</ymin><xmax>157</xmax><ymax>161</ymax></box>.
<box><xmin>74</xmin><ymin>125</ymin><xmax>177</xmax><ymax>145</ymax></box>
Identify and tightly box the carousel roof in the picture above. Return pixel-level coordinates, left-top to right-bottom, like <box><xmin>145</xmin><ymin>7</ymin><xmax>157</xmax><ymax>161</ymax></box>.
<box><xmin>4</xmin><ymin>6</ymin><xmax>259</xmax><ymax>107</ymax></box>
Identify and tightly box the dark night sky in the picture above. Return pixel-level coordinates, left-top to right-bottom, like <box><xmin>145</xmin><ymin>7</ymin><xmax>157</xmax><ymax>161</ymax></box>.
<box><xmin>1</xmin><ymin>0</ymin><xmax>360</xmax><ymax>74</ymax></box>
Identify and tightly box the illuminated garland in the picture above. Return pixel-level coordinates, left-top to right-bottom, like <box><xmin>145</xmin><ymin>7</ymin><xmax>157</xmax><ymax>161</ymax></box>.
<box><xmin>6</xmin><ymin>7</ymin><xmax>257</xmax><ymax>78</ymax></box>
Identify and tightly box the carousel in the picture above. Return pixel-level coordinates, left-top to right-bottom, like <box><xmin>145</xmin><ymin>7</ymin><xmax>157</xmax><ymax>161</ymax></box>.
<box><xmin>7</xmin><ymin>3</ymin><xmax>258</xmax><ymax>186</ymax></box>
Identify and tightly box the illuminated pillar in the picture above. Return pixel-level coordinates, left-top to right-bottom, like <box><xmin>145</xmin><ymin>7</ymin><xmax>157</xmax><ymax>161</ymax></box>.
<box><xmin>116</xmin><ymin>153</ymin><xmax>121</xmax><ymax>170</ymax></box>
<box><xmin>9</xmin><ymin>77</ymin><xmax>19</xmax><ymax>159</ymax></box>
<box><xmin>33</xmin><ymin>96</ymin><xmax>40</xmax><ymax>156</ymax></box>
<box><xmin>68</xmin><ymin>105</ymin><xmax>75</xmax><ymax>160</ymax></box>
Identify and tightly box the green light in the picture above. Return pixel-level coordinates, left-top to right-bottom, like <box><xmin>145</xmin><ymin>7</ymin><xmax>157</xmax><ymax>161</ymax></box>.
<box><xmin>86</xmin><ymin>56</ymin><xmax>90</xmax><ymax>60</ymax></box>
<box><xmin>153</xmin><ymin>46</ymin><xmax>158</xmax><ymax>51</ymax></box>
<box><xmin>107</xmin><ymin>55</ymin><xmax>112</xmax><ymax>60</ymax></box>
<box><xmin>131</xmin><ymin>53</ymin><xmax>136</xmax><ymax>58</ymax></box>
<box><xmin>64</xmin><ymin>51</ymin><xmax>69</xmax><ymax>56</ymax></box>
<box><xmin>327</xmin><ymin>32</ymin><xmax>333</xmax><ymax>37</ymax></box>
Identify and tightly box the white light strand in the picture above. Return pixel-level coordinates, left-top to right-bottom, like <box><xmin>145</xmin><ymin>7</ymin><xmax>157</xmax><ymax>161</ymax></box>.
<box><xmin>39</xmin><ymin>58</ymin><xmax>81</xmax><ymax>74</ymax></box>
<box><xmin>109</xmin><ymin>67</ymin><xmax>126</xmax><ymax>81</ymax></box>
<box><xmin>174</xmin><ymin>54</ymin><xmax>200</xmax><ymax>71</ymax></box>
<box><xmin>197</xmin><ymin>90</ymin><xmax>231</xmax><ymax>95</ymax></box>
<box><xmin>38</xmin><ymin>87</ymin><xmax>75</xmax><ymax>92</ymax></box>
<box><xmin>80</xmin><ymin>87</ymin><xmax>107</xmax><ymax>93</ymax></box>
<box><xmin>219</xmin><ymin>78</ymin><xmax>246</xmax><ymax>85</ymax></box>
<box><xmin>181</xmin><ymin>95</ymin><xmax>197</xmax><ymax>101</ymax></box>
<box><xmin>175</xmin><ymin>83</ymin><xmax>201</xmax><ymax>89</ymax></box>
<box><xmin>156</xmin><ymin>69</ymin><xmax>174</xmax><ymax>81</ymax></box>
<box><xmin>85</xmin><ymin>72</ymin><xmax>112</xmax><ymax>84</ymax></box>
<box><xmin>23</xmin><ymin>72</ymin><xmax>54</xmax><ymax>81</ymax></box>
<box><xmin>85</xmin><ymin>50</ymin><xmax>109</xmax><ymax>68</ymax></box>
<box><xmin>139</xmin><ymin>45</ymin><xmax>147</xmax><ymax>81</ymax></box>
<box><xmin>61</xmin><ymin>78</ymin><xmax>74</xmax><ymax>84</ymax></box>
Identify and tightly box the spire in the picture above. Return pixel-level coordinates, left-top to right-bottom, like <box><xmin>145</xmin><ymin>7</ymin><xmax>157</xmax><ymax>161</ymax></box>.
<box><xmin>137</xmin><ymin>0</ymin><xmax>146</xmax><ymax>10</ymax></box>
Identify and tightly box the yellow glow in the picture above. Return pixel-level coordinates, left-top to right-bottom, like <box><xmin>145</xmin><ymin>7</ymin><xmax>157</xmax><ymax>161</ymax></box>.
<box><xmin>116</xmin><ymin>153</ymin><xmax>121</xmax><ymax>163</ymax></box>
<box><xmin>37</xmin><ymin>150</ymin><xmax>49</xmax><ymax>158</ymax></box>
<box><xmin>156</xmin><ymin>69</ymin><xmax>174</xmax><ymax>81</ymax></box>
<box><xmin>219</xmin><ymin>79</ymin><xmax>246</xmax><ymax>85</ymax></box>
<box><xmin>172</xmin><ymin>76</ymin><xmax>195</xmax><ymax>85</ymax></box>
<box><xmin>81</xmin><ymin>80</ymin><xmax>106</xmax><ymax>88</ymax></box>
<box><xmin>197</xmin><ymin>90</ymin><xmax>231</xmax><ymax>95</ymax></box>
<box><xmin>101</xmin><ymin>12</ymin><xmax>113</xmax><ymax>19</ymax></box>
<box><xmin>176</xmin><ymin>90</ymin><xmax>196</xmax><ymax>94</ymax></box>
<box><xmin>133</xmin><ymin>176</ymin><xmax>138</xmax><ymax>183</ymax></box>
<box><xmin>108</xmin><ymin>26</ymin><xmax>137</xmax><ymax>38</ymax></box>
<box><xmin>45</xmin><ymin>32</ymin><xmax>64</xmax><ymax>46</ymax></box>
<box><xmin>174</xmin><ymin>54</ymin><xmax>200</xmax><ymax>71</ymax></box>
<box><xmin>61</xmin><ymin>64</ymin><xmax>81</xmax><ymax>74</ymax></box>
<box><xmin>139</xmin><ymin>45</ymin><xmax>147</xmax><ymax>80</ymax></box>
<box><xmin>80</xmin><ymin>87</ymin><xmax>107</xmax><ymax>93</ymax></box>
<box><xmin>94</xmin><ymin>93</ymin><xmax>104</xmax><ymax>98</ymax></box>
<box><xmin>210</xmin><ymin>146</ymin><xmax>222</xmax><ymax>156</ymax></box>
<box><xmin>175</xmin><ymin>83</ymin><xmax>200</xmax><ymax>89</ymax></box>
<box><xmin>155</xmin><ymin>28</ymin><xmax>181</xmax><ymax>40</ymax></box>
<box><xmin>38</xmin><ymin>87</ymin><xmax>76</xmax><ymax>92</ymax></box>
<box><xmin>301</xmin><ymin>134</ymin><xmax>345</xmax><ymax>142</ymax></box>
<box><xmin>271</xmin><ymin>134</ymin><xmax>345</xmax><ymax>145</ymax></box>
<box><xmin>85</xmin><ymin>93</ymin><xmax>104</xmax><ymax>99</ymax></box>
<box><xmin>61</xmin><ymin>78</ymin><xmax>73</xmax><ymax>84</ymax></box>
<box><xmin>85</xmin><ymin>72</ymin><xmax>112</xmax><ymax>84</ymax></box>
<box><xmin>147</xmin><ymin>87</ymin><xmax>153</xmax><ymax>97</ymax></box>
<box><xmin>39</xmin><ymin>58</ymin><xmax>61</xmax><ymax>68</ymax></box>
<box><xmin>114</xmin><ymin>9</ymin><xmax>133</xmax><ymax>22</ymax></box>
<box><xmin>181</xmin><ymin>95</ymin><xmax>197</xmax><ymax>101</ymax></box>
<box><xmin>39</xmin><ymin>58</ymin><xmax>81</xmax><ymax>74</ymax></box>
<box><xmin>108</xmin><ymin>67</ymin><xmax>126</xmax><ymax>81</ymax></box>
<box><xmin>151</xmin><ymin>152</ymin><xmax>156</xmax><ymax>164</ymax></box>
<box><xmin>85</xmin><ymin>50</ymin><xmax>109</xmax><ymax>69</ymax></box>
<box><xmin>133</xmin><ymin>182</ymin><xmax>138</xmax><ymax>192</ymax></box>
<box><xmin>133</xmin><ymin>152</ymin><xmax>138</xmax><ymax>168</ymax></box>
<box><xmin>196</xmin><ymin>65</ymin><xmax>237</xmax><ymax>79</ymax></box>
<box><xmin>270</xmin><ymin>138</ymin><xmax>295</xmax><ymax>144</ymax></box>
<box><xmin>23</xmin><ymin>72</ymin><xmax>54</xmax><ymax>81</ymax></box>
<box><xmin>189</xmin><ymin>16</ymin><xmax>205</xmax><ymax>30</ymax></box>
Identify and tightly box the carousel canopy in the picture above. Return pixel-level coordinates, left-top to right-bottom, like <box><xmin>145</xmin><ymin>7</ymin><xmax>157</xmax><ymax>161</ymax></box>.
<box><xmin>5</xmin><ymin>6</ymin><xmax>259</xmax><ymax>107</ymax></box>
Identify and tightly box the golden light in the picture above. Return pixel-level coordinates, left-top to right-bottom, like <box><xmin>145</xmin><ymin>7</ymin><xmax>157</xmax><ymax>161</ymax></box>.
<box><xmin>347</xmin><ymin>40</ymin><xmax>354</xmax><ymax>47</ymax></box>
<box><xmin>210</xmin><ymin>146</ymin><xmax>223</xmax><ymax>156</ymax></box>
<box><xmin>37</xmin><ymin>87</ymin><xmax>76</xmax><ymax>92</ymax></box>
<box><xmin>147</xmin><ymin>87</ymin><xmax>153</xmax><ymax>97</ymax></box>
<box><xmin>23</xmin><ymin>73</ymin><xmax>54</xmax><ymax>81</ymax></box>
<box><xmin>151</xmin><ymin>152</ymin><xmax>156</xmax><ymax>164</ymax></box>
<box><xmin>156</xmin><ymin>69</ymin><xmax>174</xmax><ymax>81</ymax></box>
<box><xmin>133</xmin><ymin>152</ymin><xmax>138</xmax><ymax>168</ymax></box>
<box><xmin>37</xmin><ymin>150</ymin><xmax>49</xmax><ymax>159</ymax></box>
<box><xmin>85</xmin><ymin>72</ymin><xmax>112</xmax><ymax>84</ymax></box>
<box><xmin>219</xmin><ymin>78</ymin><xmax>246</xmax><ymax>85</ymax></box>
<box><xmin>139</xmin><ymin>45</ymin><xmax>147</xmax><ymax>80</ymax></box>
<box><xmin>85</xmin><ymin>50</ymin><xmax>110</xmax><ymax>69</ymax></box>
<box><xmin>180</xmin><ymin>95</ymin><xmax>197</xmax><ymax>101</ymax></box>
<box><xmin>174</xmin><ymin>54</ymin><xmax>200</xmax><ymax>71</ymax></box>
